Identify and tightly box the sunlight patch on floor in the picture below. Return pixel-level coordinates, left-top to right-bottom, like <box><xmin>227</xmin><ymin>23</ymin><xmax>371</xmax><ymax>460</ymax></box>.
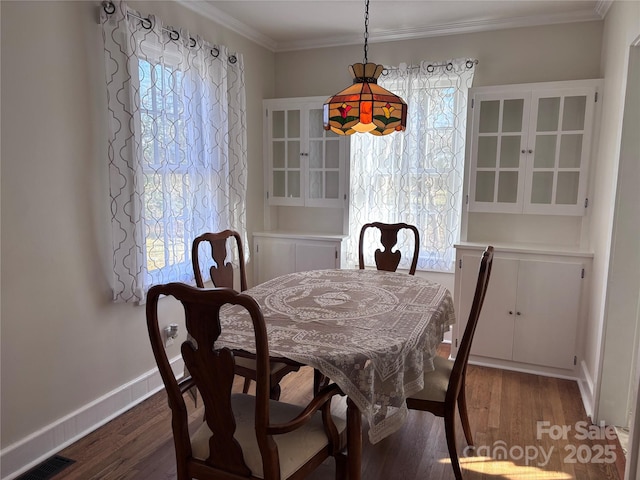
<box><xmin>447</xmin><ymin>456</ymin><xmax>573</xmax><ymax>479</ymax></box>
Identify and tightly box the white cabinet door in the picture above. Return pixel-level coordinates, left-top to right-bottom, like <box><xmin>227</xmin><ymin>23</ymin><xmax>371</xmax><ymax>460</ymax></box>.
<box><xmin>306</xmin><ymin>106</ymin><xmax>346</xmax><ymax>208</ymax></box>
<box><xmin>295</xmin><ymin>241</ymin><xmax>339</xmax><ymax>272</ymax></box>
<box><xmin>467</xmin><ymin>80</ymin><xmax>600</xmax><ymax>216</ymax></box>
<box><xmin>265</xmin><ymin>97</ymin><xmax>347</xmax><ymax>208</ymax></box>
<box><xmin>468</xmin><ymin>92</ymin><xmax>530</xmax><ymax>213</ymax></box>
<box><xmin>267</xmin><ymin>103</ymin><xmax>305</xmax><ymax>206</ymax></box>
<box><xmin>454</xmin><ymin>248</ymin><xmax>585</xmax><ymax>371</ymax></box>
<box><xmin>523</xmin><ymin>88</ymin><xmax>596</xmax><ymax>215</ymax></box>
<box><xmin>460</xmin><ymin>255</ymin><xmax>518</xmax><ymax>361</ymax></box>
<box><xmin>255</xmin><ymin>239</ymin><xmax>296</xmax><ymax>285</ymax></box>
<box><xmin>512</xmin><ymin>260</ymin><xmax>582</xmax><ymax>369</ymax></box>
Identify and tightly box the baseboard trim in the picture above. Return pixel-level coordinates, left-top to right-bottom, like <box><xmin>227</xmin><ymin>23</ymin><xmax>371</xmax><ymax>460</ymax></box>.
<box><xmin>578</xmin><ymin>359</ymin><xmax>595</xmax><ymax>420</ymax></box>
<box><xmin>0</xmin><ymin>356</ymin><xmax>184</xmax><ymax>480</ymax></box>
<box><xmin>467</xmin><ymin>357</ymin><xmax>579</xmax><ymax>381</ymax></box>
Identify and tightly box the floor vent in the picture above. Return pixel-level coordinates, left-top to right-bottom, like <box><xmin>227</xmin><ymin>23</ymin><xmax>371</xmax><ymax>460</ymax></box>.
<box><xmin>16</xmin><ymin>455</ymin><xmax>75</xmax><ymax>480</ymax></box>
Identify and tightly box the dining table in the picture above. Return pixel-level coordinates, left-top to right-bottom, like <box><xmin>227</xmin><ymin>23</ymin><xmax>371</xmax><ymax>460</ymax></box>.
<box><xmin>216</xmin><ymin>268</ymin><xmax>456</xmax><ymax>480</ymax></box>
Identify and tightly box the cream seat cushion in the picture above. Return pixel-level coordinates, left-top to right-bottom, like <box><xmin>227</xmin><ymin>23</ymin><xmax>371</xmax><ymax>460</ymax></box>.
<box><xmin>407</xmin><ymin>355</ymin><xmax>453</xmax><ymax>403</ymax></box>
<box><xmin>191</xmin><ymin>394</ymin><xmax>346</xmax><ymax>479</ymax></box>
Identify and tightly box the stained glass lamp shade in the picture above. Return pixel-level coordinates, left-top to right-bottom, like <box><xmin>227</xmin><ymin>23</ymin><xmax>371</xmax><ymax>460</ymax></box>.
<box><xmin>323</xmin><ymin>62</ymin><xmax>407</xmax><ymax>136</ymax></box>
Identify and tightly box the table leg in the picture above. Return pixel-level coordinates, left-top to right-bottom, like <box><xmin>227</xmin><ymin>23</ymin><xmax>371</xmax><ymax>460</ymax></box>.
<box><xmin>346</xmin><ymin>398</ymin><xmax>362</xmax><ymax>480</ymax></box>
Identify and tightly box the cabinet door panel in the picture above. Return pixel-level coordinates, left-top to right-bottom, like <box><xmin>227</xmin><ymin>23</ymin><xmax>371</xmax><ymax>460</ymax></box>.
<box><xmin>255</xmin><ymin>240</ymin><xmax>296</xmax><ymax>284</ymax></box>
<box><xmin>268</xmin><ymin>105</ymin><xmax>304</xmax><ymax>206</ymax></box>
<box><xmin>469</xmin><ymin>92</ymin><xmax>529</xmax><ymax>213</ymax></box>
<box><xmin>266</xmin><ymin>99</ymin><xmax>347</xmax><ymax>208</ymax></box>
<box><xmin>523</xmin><ymin>88</ymin><xmax>595</xmax><ymax>215</ymax></box>
<box><xmin>512</xmin><ymin>260</ymin><xmax>582</xmax><ymax>369</ymax></box>
<box><xmin>295</xmin><ymin>242</ymin><xmax>338</xmax><ymax>272</ymax></box>
<box><xmin>460</xmin><ymin>256</ymin><xmax>518</xmax><ymax>361</ymax></box>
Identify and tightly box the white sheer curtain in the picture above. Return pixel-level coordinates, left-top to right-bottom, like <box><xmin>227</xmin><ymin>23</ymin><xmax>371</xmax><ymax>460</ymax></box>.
<box><xmin>347</xmin><ymin>58</ymin><xmax>476</xmax><ymax>273</ymax></box>
<box><xmin>101</xmin><ymin>1</ymin><xmax>247</xmax><ymax>303</ymax></box>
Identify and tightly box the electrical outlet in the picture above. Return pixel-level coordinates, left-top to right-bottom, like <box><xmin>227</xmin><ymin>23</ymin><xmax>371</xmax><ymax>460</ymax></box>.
<box><xmin>163</xmin><ymin>323</ymin><xmax>178</xmax><ymax>348</ymax></box>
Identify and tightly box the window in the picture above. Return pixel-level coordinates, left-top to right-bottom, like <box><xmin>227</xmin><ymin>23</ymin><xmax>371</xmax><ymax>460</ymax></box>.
<box><xmin>139</xmin><ymin>59</ymin><xmax>220</xmax><ymax>285</ymax></box>
<box><xmin>347</xmin><ymin>59</ymin><xmax>476</xmax><ymax>273</ymax></box>
<box><xmin>101</xmin><ymin>5</ymin><xmax>247</xmax><ymax>303</ymax></box>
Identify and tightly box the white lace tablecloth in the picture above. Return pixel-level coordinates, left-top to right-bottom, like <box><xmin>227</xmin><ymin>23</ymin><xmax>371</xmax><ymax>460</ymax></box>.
<box><xmin>217</xmin><ymin>269</ymin><xmax>456</xmax><ymax>443</ymax></box>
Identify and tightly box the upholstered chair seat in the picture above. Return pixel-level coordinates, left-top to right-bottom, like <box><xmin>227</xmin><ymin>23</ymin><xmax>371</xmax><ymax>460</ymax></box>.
<box><xmin>409</xmin><ymin>356</ymin><xmax>455</xmax><ymax>403</ymax></box>
<box><xmin>191</xmin><ymin>394</ymin><xmax>347</xmax><ymax>479</ymax></box>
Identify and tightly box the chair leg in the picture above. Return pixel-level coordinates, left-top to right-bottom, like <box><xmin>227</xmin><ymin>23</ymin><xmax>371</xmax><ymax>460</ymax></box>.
<box><xmin>269</xmin><ymin>383</ymin><xmax>281</xmax><ymax>400</ymax></box>
<box><xmin>444</xmin><ymin>411</ymin><xmax>464</xmax><ymax>480</ymax></box>
<box><xmin>334</xmin><ymin>452</ymin><xmax>347</xmax><ymax>480</ymax></box>
<box><xmin>458</xmin><ymin>384</ymin><xmax>474</xmax><ymax>447</ymax></box>
<box><xmin>242</xmin><ymin>377</ymin><xmax>252</xmax><ymax>394</ymax></box>
<box><xmin>313</xmin><ymin>369</ymin><xmax>329</xmax><ymax>394</ymax></box>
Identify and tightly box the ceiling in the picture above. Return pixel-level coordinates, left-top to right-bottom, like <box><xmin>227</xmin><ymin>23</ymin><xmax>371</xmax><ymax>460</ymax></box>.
<box><xmin>178</xmin><ymin>0</ymin><xmax>611</xmax><ymax>52</ymax></box>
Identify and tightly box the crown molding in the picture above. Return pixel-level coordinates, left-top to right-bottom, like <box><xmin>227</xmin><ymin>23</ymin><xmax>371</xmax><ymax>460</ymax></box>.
<box><xmin>176</xmin><ymin>0</ymin><xmax>278</xmax><ymax>51</ymax></box>
<box><xmin>177</xmin><ymin>2</ymin><xmax>604</xmax><ymax>53</ymax></box>
<box><xmin>277</xmin><ymin>8</ymin><xmax>603</xmax><ymax>52</ymax></box>
<box><xmin>594</xmin><ymin>0</ymin><xmax>614</xmax><ymax>18</ymax></box>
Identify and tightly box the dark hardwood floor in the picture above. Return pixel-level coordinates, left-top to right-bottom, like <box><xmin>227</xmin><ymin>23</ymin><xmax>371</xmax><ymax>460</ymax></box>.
<box><xmin>53</xmin><ymin>345</ymin><xmax>622</xmax><ymax>479</ymax></box>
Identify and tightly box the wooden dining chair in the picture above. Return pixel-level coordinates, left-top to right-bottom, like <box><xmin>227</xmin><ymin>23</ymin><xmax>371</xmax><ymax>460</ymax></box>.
<box><xmin>314</xmin><ymin>222</ymin><xmax>422</xmax><ymax>394</ymax></box>
<box><xmin>146</xmin><ymin>283</ymin><xmax>348</xmax><ymax>480</ymax></box>
<box><xmin>192</xmin><ymin>230</ymin><xmax>248</xmax><ymax>292</ymax></box>
<box><xmin>358</xmin><ymin>222</ymin><xmax>420</xmax><ymax>275</ymax></box>
<box><xmin>192</xmin><ymin>231</ymin><xmax>299</xmax><ymax>400</ymax></box>
<box><xmin>406</xmin><ymin>246</ymin><xmax>494</xmax><ymax>480</ymax></box>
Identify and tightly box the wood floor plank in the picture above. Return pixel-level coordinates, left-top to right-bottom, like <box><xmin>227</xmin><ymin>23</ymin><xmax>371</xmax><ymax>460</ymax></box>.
<box><xmin>53</xmin><ymin>348</ymin><xmax>622</xmax><ymax>480</ymax></box>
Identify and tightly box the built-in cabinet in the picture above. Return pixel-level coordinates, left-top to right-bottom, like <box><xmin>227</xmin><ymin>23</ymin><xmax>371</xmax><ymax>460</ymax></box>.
<box><xmin>264</xmin><ymin>97</ymin><xmax>349</xmax><ymax>208</ymax></box>
<box><xmin>453</xmin><ymin>244</ymin><xmax>592</xmax><ymax>373</ymax></box>
<box><xmin>468</xmin><ymin>80</ymin><xmax>600</xmax><ymax>216</ymax></box>
<box><xmin>456</xmin><ymin>79</ymin><xmax>602</xmax><ymax>376</ymax></box>
<box><xmin>253</xmin><ymin>232</ymin><xmax>347</xmax><ymax>285</ymax></box>
<box><xmin>258</xmin><ymin>96</ymin><xmax>350</xmax><ymax>285</ymax></box>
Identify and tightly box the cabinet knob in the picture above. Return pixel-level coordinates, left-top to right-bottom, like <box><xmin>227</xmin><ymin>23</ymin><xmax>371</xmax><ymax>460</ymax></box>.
<box><xmin>517</xmin><ymin>311</ymin><xmax>522</xmax><ymax>316</ymax></box>
<box><xmin>528</xmin><ymin>149</ymin><xmax>533</xmax><ymax>154</ymax></box>
<box><xmin>509</xmin><ymin>310</ymin><xmax>513</xmax><ymax>315</ymax></box>
<box><xmin>521</xmin><ymin>150</ymin><xmax>526</xmax><ymax>154</ymax></box>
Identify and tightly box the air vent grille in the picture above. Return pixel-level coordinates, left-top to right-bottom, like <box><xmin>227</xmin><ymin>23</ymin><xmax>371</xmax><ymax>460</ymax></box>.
<box><xmin>17</xmin><ymin>455</ymin><xmax>75</xmax><ymax>480</ymax></box>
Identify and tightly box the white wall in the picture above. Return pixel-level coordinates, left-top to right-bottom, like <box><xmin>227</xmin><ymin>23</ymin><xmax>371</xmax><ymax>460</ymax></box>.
<box><xmin>583</xmin><ymin>0</ymin><xmax>640</xmax><ymax>426</ymax></box>
<box><xmin>0</xmin><ymin>1</ymin><xmax>274</xmax><ymax>476</ymax></box>
<box><xmin>622</xmin><ymin>43</ymin><xmax>640</xmax><ymax>479</ymax></box>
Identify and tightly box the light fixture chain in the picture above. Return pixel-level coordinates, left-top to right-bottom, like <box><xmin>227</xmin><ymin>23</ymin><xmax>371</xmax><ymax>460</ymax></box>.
<box><xmin>363</xmin><ymin>0</ymin><xmax>369</xmax><ymax>64</ymax></box>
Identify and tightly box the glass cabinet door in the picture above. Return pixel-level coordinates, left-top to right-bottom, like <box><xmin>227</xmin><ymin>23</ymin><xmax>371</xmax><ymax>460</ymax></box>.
<box><xmin>266</xmin><ymin>98</ymin><xmax>347</xmax><ymax>208</ymax></box>
<box><xmin>470</xmin><ymin>93</ymin><xmax>529</xmax><ymax>213</ymax></box>
<box><xmin>525</xmin><ymin>90</ymin><xmax>592</xmax><ymax>214</ymax></box>
<box><xmin>468</xmin><ymin>83</ymin><xmax>596</xmax><ymax>216</ymax></box>
<box><xmin>307</xmin><ymin>107</ymin><xmax>342</xmax><ymax>205</ymax></box>
<box><xmin>270</xmin><ymin>107</ymin><xmax>302</xmax><ymax>203</ymax></box>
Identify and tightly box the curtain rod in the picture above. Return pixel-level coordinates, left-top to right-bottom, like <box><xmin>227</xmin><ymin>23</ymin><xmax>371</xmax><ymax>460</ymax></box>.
<box><xmin>101</xmin><ymin>1</ymin><xmax>236</xmax><ymax>62</ymax></box>
<box><xmin>384</xmin><ymin>59</ymin><xmax>478</xmax><ymax>74</ymax></box>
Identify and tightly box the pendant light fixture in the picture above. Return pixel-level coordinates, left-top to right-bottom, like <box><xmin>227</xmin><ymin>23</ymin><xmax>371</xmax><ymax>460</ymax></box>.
<box><xmin>323</xmin><ymin>0</ymin><xmax>407</xmax><ymax>136</ymax></box>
